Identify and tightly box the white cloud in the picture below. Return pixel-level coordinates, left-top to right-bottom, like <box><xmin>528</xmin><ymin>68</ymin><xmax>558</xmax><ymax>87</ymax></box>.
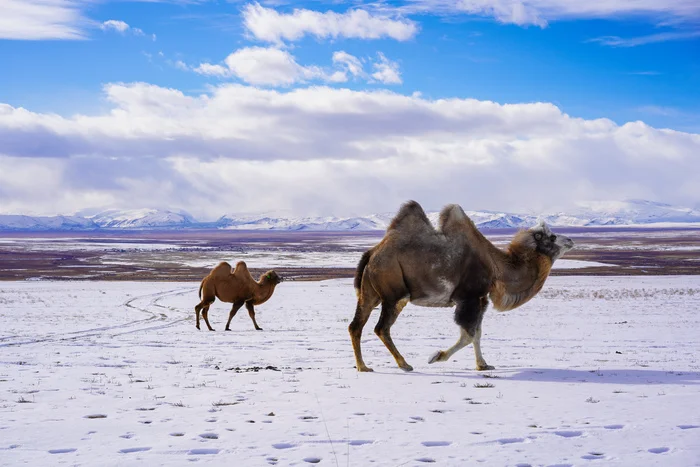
<box><xmin>100</xmin><ymin>20</ymin><xmax>130</xmax><ymax>33</ymax></box>
<box><xmin>333</xmin><ymin>51</ymin><xmax>364</xmax><ymax>78</ymax></box>
<box><xmin>399</xmin><ymin>0</ymin><xmax>700</xmax><ymax>28</ymax></box>
<box><xmin>242</xmin><ymin>2</ymin><xmax>419</xmax><ymax>43</ymax></box>
<box><xmin>194</xmin><ymin>46</ymin><xmax>345</xmax><ymax>86</ymax></box>
<box><xmin>588</xmin><ymin>30</ymin><xmax>700</xmax><ymax>47</ymax></box>
<box><xmin>100</xmin><ymin>19</ymin><xmax>153</xmax><ymax>39</ymax></box>
<box><xmin>0</xmin><ymin>83</ymin><xmax>699</xmax><ymax>217</ymax></box>
<box><xmin>0</xmin><ymin>0</ymin><xmax>86</xmax><ymax>40</ymax></box>
<box><xmin>371</xmin><ymin>53</ymin><xmax>402</xmax><ymax>84</ymax></box>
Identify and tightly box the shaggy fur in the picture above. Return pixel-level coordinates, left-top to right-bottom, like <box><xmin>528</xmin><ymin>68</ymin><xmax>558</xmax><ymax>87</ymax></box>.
<box><xmin>349</xmin><ymin>201</ymin><xmax>574</xmax><ymax>372</ymax></box>
<box><xmin>194</xmin><ymin>261</ymin><xmax>283</xmax><ymax>331</ymax></box>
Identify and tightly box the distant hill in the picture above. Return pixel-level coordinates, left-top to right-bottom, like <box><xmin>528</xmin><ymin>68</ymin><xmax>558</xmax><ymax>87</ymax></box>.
<box><xmin>2</xmin><ymin>200</ymin><xmax>699</xmax><ymax>231</ymax></box>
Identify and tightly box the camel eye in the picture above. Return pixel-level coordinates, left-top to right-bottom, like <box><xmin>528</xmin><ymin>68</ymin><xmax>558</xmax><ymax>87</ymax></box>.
<box><xmin>550</xmin><ymin>235</ymin><xmax>556</xmax><ymax>241</ymax></box>
<box><xmin>534</xmin><ymin>233</ymin><xmax>542</xmax><ymax>241</ymax></box>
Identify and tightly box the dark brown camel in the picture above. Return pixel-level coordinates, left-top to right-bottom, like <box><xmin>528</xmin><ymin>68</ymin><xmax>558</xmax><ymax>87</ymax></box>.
<box><xmin>195</xmin><ymin>261</ymin><xmax>283</xmax><ymax>331</ymax></box>
<box><xmin>349</xmin><ymin>200</ymin><xmax>574</xmax><ymax>372</ymax></box>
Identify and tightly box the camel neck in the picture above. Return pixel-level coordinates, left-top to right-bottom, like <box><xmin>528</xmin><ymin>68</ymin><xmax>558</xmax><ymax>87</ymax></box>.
<box><xmin>490</xmin><ymin>251</ymin><xmax>552</xmax><ymax>311</ymax></box>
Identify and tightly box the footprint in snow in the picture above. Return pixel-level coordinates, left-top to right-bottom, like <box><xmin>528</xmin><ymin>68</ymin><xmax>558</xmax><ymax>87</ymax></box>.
<box><xmin>170</xmin><ymin>432</ymin><xmax>185</xmax><ymax>437</ymax></box>
<box><xmin>554</xmin><ymin>430</ymin><xmax>583</xmax><ymax>438</ymax></box>
<box><xmin>199</xmin><ymin>433</ymin><xmax>219</xmax><ymax>440</ymax></box>
<box><xmin>272</xmin><ymin>443</ymin><xmax>296</xmax><ymax>449</ymax></box>
<box><xmin>304</xmin><ymin>457</ymin><xmax>322</xmax><ymax>464</ymax></box>
<box><xmin>581</xmin><ymin>452</ymin><xmax>605</xmax><ymax>460</ymax></box>
<box><xmin>421</xmin><ymin>441</ymin><xmax>451</xmax><ymax>447</ymax></box>
<box><xmin>603</xmin><ymin>425</ymin><xmax>624</xmax><ymax>430</ymax></box>
<box><xmin>120</xmin><ymin>447</ymin><xmax>151</xmax><ymax>454</ymax></box>
<box><xmin>678</xmin><ymin>425</ymin><xmax>699</xmax><ymax>430</ymax></box>
<box><xmin>648</xmin><ymin>447</ymin><xmax>669</xmax><ymax>454</ymax></box>
<box><xmin>120</xmin><ymin>433</ymin><xmax>134</xmax><ymax>439</ymax></box>
<box><xmin>416</xmin><ymin>457</ymin><xmax>436</xmax><ymax>463</ymax></box>
<box><xmin>188</xmin><ymin>448</ymin><xmax>220</xmax><ymax>455</ymax></box>
<box><xmin>48</xmin><ymin>448</ymin><xmax>77</xmax><ymax>454</ymax></box>
<box><xmin>84</xmin><ymin>414</ymin><xmax>107</xmax><ymax>419</ymax></box>
<box><xmin>349</xmin><ymin>440</ymin><xmax>373</xmax><ymax>446</ymax></box>
<box><xmin>497</xmin><ymin>438</ymin><xmax>525</xmax><ymax>445</ymax></box>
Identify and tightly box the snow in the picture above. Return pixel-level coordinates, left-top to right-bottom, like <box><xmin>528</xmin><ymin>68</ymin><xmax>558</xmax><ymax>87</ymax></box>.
<box><xmin>3</xmin><ymin>199</ymin><xmax>700</xmax><ymax>231</ymax></box>
<box><xmin>1</xmin><ymin>276</ymin><xmax>699</xmax><ymax>465</ymax></box>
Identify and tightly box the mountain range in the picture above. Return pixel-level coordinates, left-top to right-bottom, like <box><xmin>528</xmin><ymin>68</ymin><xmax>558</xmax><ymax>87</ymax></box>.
<box><xmin>1</xmin><ymin>200</ymin><xmax>699</xmax><ymax>231</ymax></box>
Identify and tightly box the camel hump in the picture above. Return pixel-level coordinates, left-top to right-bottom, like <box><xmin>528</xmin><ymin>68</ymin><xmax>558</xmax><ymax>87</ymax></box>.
<box><xmin>437</xmin><ymin>204</ymin><xmax>472</xmax><ymax>234</ymax></box>
<box><xmin>210</xmin><ymin>261</ymin><xmax>234</xmax><ymax>277</ymax></box>
<box><xmin>232</xmin><ymin>261</ymin><xmax>249</xmax><ymax>276</ymax></box>
<box><xmin>387</xmin><ymin>200</ymin><xmax>432</xmax><ymax>233</ymax></box>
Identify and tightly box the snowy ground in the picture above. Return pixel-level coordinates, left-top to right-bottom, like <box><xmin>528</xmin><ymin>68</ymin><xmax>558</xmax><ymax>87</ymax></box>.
<box><xmin>1</xmin><ymin>277</ymin><xmax>699</xmax><ymax>466</ymax></box>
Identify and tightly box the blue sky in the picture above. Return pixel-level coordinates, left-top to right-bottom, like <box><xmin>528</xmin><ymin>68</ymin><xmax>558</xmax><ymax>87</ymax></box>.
<box><xmin>0</xmin><ymin>1</ymin><xmax>699</xmax><ymax>217</ymax></box>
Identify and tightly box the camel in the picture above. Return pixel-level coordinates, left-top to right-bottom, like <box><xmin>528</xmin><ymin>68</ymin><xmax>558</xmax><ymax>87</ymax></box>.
<box><xmin>349</xmin><ymin>200</ymin><xmax>574</xmax><ymax>372</ymax></box>
<box><xmin>195</xmin><ymin>261</ymin><xmax>283</xmax><ymax>331</ymax></box>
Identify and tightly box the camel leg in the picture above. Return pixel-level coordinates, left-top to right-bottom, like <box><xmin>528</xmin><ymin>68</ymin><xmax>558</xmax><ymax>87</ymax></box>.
<box><xmin>246</xmin><ymin>302</ymin><xmax>263</xmax><ymax>331</ymax></box>
<box><xmin>473</xmin><ymin>296</ymin><xmax>494</xmax><ymax>371</ymax></box>
<box><xmin>201</xmin><ymin>306</ymin><xmax>215</xmax><ymax>331</ymax></box>
<box><xmin>375</xmin><ymin>298</ymin><xmax>412</xmax><ymax>372</ymax></box>
<box><xmin>429</xmin><ymin>297</ymin><xmax>487</xmax><ymax>367</ymax></box>
<box><xmin>348</xmin><ymin>285</ymin><xmax>380</xmax><ymax>373</ymax></box>
<box><xmin>195</xmin><ymin>300</ymin><xmax>213</xmax><ymax>330</ymax></box>
<box><xmin>225</xmin><ymin>300</ymin><xmax>245</xmax><ymax>331</ymax></box>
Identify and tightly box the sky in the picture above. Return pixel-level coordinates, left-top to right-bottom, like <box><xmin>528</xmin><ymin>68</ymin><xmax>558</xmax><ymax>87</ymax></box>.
<box><xmin>0</xmin><ymin>0</ymin><xmax>699</xmax><ymax>219</ymax></box>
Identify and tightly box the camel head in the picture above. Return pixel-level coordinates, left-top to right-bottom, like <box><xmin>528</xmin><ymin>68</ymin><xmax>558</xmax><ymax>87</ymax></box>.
<box><xmin>261</xmin><ymin>270</ymin><xmax>284</xmax><ymax>286</ymax></box>
<box><xmin>527</xmin><ymin>220</ymin><xmax>574</xmax><ymax>262</ymax></box>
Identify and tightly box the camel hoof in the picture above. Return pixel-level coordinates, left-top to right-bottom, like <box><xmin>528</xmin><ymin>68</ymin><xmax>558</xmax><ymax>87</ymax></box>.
<box><xmin>400</xmin><ymin>364</ymin><xmax>414</xmax><ymax>372</ymax></box>
<box><xmin>208</xmin><ymin>328</ymin><xmax>216</xmax><ymax>332</ymax></box>
<box><xmin>357</xmin><ymin>366</ymin><xmax>374</xmax><ymax>372</ymax></box>
<box><xmin>428</xmin><ymin>351</ymin><xmax>444</xmax><ymax>364</ymax></box>
<box><xmin>477</xmin><ymin>364</ymin><xmax>495</xmax><ymax>371</ymax></box>
<box><xmin>256</xmin><ymin>327</ymin><xmax>263</xmax><ymax>331</ymax></box>
<box><xmin>196</xmin><ymin>325</ymin><xmax>200</xmax><ymax>330</ymax></box>
<box><xmin>225</xmin><ymin>328</ymin><xmax>231</xmax><ymax>331</ymax></box>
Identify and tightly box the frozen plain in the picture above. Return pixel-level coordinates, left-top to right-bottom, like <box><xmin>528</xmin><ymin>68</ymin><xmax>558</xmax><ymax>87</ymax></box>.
<box><xmin>1</xmin><ymin>276</ymin><xmax>699</xmax><ymax>466</ymax></box>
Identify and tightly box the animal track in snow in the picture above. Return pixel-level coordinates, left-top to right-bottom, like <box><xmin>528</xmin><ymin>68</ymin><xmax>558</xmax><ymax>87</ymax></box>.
<box><xmin>272</xmin><ymin>443</ymin><xmax>296</xmax><ymax>449</ymax></box>
<box><xmin>497</xmin><ymin>438</ymin><xmax>525</xmax><ymax>445</ymax></box>
<box><xmin>48</xmin><ymin>448</ymin><xmax>77</xmax><ymax>454</ymax></box>
<box><xmin>648</xmin><ymin>447</ymin><xmax>669</xmax><ymax>454</ymax></box>
<box><xmin>119</xmin><ymin>447</ymin><xmax>151</xmax><ymax>454</ymax></box>
<box><xmin>199</xmin><ymin>433</ymin><xmax>219</xmax><ymax>440</ymax></box>
<box><xmin>348</xmin><ymin>440</ymin><xmax>373</xmax><ymax>446</ymax></box>
<box><xmin>303</xmin><ymin>457</ymin><xmax>322</xmax><ymax>464</ymax></box>
<box><xmin>554</xmin><ymin>430</ymin><xmax>583</xmax><ymax>438</ymax></box>
<box><xmin>416</xmin><ymin>457</ymin><xmax>436</xmax><ymax>463</ymax></box>
<box><xmin>421</xmin><ymin>441</ymin><xmax>451</xmax><ymax>447</ymax></box>
<box><xmin>120</xmin><ymin>433</ymin><xmax>134</xmax><ymax>439</ymax></box>
<box><xmin>678</xmin><ymin>425</ymin><xmax>698</xmax><ymax>430</ymax></box>
<box><xmin>604</xmin><ymin>425</ymin><xmax>624</xmax><ymax>430</ymax></box>
<box><xmin>169</xmin><ymin>432</ymin><xmax>185</xmax><ymax>437</ymax></box>
<box><xmin>581</xmin><ymin>452</ymin><xmax>605</xmax><ymax>460</ymax></box>
<box><xmin>84</xmin><ymin>414</ymin><xmax>107</xmax><ymax>419</ymax></box>
<box><xmin>188</xmin><ymin>448</ymin><xmax>220</xmax><ymax>455</ymax></box>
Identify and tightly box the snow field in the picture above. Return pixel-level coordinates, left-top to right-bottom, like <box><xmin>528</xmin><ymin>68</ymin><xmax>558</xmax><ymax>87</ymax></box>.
<box><xmin>1</xmin><ymin>277</ymin><xmax>699</xmax><ymax>466</ymax></box>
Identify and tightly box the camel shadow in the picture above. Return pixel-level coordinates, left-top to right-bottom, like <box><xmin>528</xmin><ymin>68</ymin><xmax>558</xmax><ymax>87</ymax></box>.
<box><xmin>438</xmin><ymin>367</ymin><xmax>700</xmax><ymax>385</ymax></box>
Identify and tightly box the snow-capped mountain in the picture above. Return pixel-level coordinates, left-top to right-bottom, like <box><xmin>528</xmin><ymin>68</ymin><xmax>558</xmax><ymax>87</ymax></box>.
<box><xmin>87</xmin><ymin>209</ymin><xmax>196</xmax><ymax>229</ymax></box>
<box><xmin>1</xmin><ymin>200</ymin><xmax>699</xmax><ymax>231</ymax></box>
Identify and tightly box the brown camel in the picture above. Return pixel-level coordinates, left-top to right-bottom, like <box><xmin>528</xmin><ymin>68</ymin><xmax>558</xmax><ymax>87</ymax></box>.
<box><xmin>349</xmin><ymin>200</ymin><xmax>574</xmax><ymax>372</ymax></box>
<box><xmin>195</xmin><ymin>261</ymin><xmax>283</xmax><ymax>331</ymax></box>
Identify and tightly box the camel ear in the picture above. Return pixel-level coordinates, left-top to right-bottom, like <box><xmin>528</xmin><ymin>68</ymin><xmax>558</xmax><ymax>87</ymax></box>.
<box><xmin>266</xmin><ymin>273</ymin><xmax>272</xmax><ymax>280</ymax></box>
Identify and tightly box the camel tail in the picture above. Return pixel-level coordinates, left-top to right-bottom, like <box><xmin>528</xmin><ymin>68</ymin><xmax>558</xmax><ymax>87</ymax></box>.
<box><xmin>354</xmin><ymin>249</ymin><xmax>373</xmax><ymax>296</ymax></box>
<box><xmin>198</xmin><ymin>281</ymin><xmax>203</xmax><ymax>299</ymax></box>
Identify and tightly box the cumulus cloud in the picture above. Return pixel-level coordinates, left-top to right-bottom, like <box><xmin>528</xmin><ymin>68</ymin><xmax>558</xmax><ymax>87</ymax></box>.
<box><xmin>100</xmin><ymin>20</ymin><xmax>130</xmax><ymax>33</ymax></box>
<box><xmin>371</xmin><ymin>53</ymin><xmax>402</xmax><ymax>84</ymax></box>
<box><xmin>194</xmin><ymin>47</ymin><xmax>400</xmax><ymax>87</ymax></box>
<box><xmin>242</xmin><ymin>3</ymin><xmax>419</xmax><ymax>43</ymax></box>
<box><xmin>194</xmin><ymin>46</ymin><xmax>346</xmax><ymax>86</ymax></box>
<box><xmin>0</xmin><ymin>84</ymin><xmax>698</xmax><ymax>217</ymax></box>
<box><xmin>399</xmin><ymin>0</ymin><xmax>700</xmax><ymax>28</ymax></box>
<box><xmin>0</xmin><ymin>0</ymin><xmax>86</xmax><ymax>40</ymax></box>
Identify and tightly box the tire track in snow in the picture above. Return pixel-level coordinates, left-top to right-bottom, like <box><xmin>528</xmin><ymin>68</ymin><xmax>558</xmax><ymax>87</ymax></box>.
<box><xmin>0</xmin><ymin>287</ymin><xmax>194</xmax><ymax>347</ymax></box>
